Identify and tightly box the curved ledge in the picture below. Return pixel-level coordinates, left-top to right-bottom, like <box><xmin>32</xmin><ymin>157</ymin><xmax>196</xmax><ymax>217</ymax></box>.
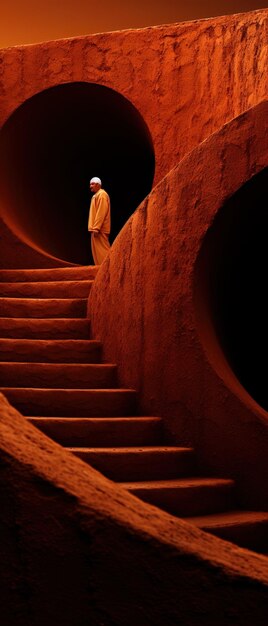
<box><xmin>89</xmin><ymin>99</ymin><xmax>268</xmax><ymax>508</ymax></box>
<box><xmin>1</xmin><ymin>393</ymin><xmax>268</xmax><ymax>624</ymax></box>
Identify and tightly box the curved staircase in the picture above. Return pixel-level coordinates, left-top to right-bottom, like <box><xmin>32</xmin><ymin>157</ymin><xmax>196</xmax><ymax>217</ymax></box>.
<box><xmin>0</xmin><ymin>266</ymin><xmax>268</xmax><ymax>555</ymax></box>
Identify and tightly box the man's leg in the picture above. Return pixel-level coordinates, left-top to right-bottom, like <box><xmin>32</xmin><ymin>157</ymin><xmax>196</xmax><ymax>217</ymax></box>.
<box><xmin>91</xmin><ymin>232</ymin><xmax>110</xmax><ymax>265</ymax></box>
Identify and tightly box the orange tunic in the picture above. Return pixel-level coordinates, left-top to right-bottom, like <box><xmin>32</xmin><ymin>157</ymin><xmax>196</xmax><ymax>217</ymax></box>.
<box><xmin>88</xmin><ymin>188</ymin><xmax>111</xmax><ymax>265</ymax></box>
<box><xmin>88</xmin><ymin>188</ymin><xmax>111</xmax><ymax>234</ymax></box>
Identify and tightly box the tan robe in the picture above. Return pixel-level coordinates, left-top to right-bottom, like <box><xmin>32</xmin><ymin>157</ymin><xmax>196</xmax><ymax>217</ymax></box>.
<box><xmin>88</xmin><ymin>188</ymin><xmax>111</xmax><ymax>265</ymax></box>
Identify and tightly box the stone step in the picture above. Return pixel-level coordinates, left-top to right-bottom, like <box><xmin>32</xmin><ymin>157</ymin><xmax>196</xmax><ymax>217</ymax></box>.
<box><xmin>187</xmin><ymin>510</ymin><xmax>268</xmax><ymax>553</ymax></box>
<box><xmin>28</xmin><ymin>416</ymin><xmax>164</xmax><ymax>447</ymax></box>
<box><xmin>0</xmin><ymin>266</ymin><xmax>99</xmax><ymax>282</ymax></box>
<box><xmin>1</xmin><ymin>388</ymin><xmax>137</xmax><ymax>417</ymax></box>
<box><xmin>0</xmin><ymin>318</ymin><xmax>90</xmax><ymax>339</ymax></box>
<box><xmin>69</xmin><ymin>446</ymin><xmax>196</xmax><ymax>481</ymax></box>
<box><xmin>120</xmin><ymin>477</ymin><xmax>235</xmax><ymax>516</ymax></box>
<box><xmin>0</xmin><ymin>362</ymin><xmax>117</xmax><ymax>388</ymax></box>
<box><xmin>0</xmin><ymin>339</ymin><xmax>101</xmax><ymax>363</ymax></box>
<box><xmin>0</xmin><ymin>298</ymin><xmax>87</xmax><ymax>318</ymax></box>
<box><xmin>0</xmin><ymin>280</ymin><xmax>93</xmax><ymax>298</ymax></box>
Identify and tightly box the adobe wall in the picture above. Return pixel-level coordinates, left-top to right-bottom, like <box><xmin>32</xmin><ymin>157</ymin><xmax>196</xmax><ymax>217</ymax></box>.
<box><xmin>1</xmin><ymin>9</ymin><xmax>268</xmax><ymax>182</ymax></box>
<box><xmin>1</xmin><ymin>393</ymin><xmax>268</xmax><ymax>626</ymax></box>
<box><xmin>89</xmin><ymin>100</ymin><xmax>268</xmax><ymax>510</ymax></box>
<box><xmin>0</xmin><ymin>8</ymin><xmax>267</xmax><ymax>267</ymax></box>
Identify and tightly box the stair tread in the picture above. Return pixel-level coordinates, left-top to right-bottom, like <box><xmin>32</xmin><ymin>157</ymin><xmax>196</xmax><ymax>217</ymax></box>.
<box><xmin>0</xmin><ymin>338</ymin><xmax>100</xmax><ymax>345</ymax></box>
<box><xmin>0</xmin><ymin>338</ymin><xmax>102</xmax><ymax>360</ymax></box>
<box><xmin>0</xmin><ymin>281</ymin><xmax>93</xmax><ymax>299</ymax></box>
<box><xmin>0</xmin><ymin>298</ymin><xmax>88</xmax><ymax>318</ymax></box>
<box><xmin>0</xmin><ymin>317</ymin><xmax>90</xmax><ymax>326</ymax></box>
<box><xmin>28</xmin><ymin>416</ymin><xmax>162</xmax><ymax>422</ymax></box>
<box><xmin>0</xmin><ymin>267</ymin><xmax>99</xmax><ymax>281</ymax></box>
<box><xmin>28</xmin><ymin>415</ymin><xmax>164</xmax><ymax>447</ymax></box>
<box><xmin>0</xmin><ymin>339</ymin><xmax>101</xmax><ymax>363</ymax></box>
<box><xmin>2</xmin><ymin>388</ymin><xmax>137</xmax><ymax>417</ymax></box>
<box><xmin>26</xmin><ymin>415</ymin><xmax>155</xmax><ymax>422</ymax></box>
<box><xmin>0</xmin><ymin>317</ymin><xmax>90</xmax><ymax>321</ymax></box>
<box><xmin>0</xmin><ymin>362</ymin><xmax>115</xmax><ymax>368</ymax></box>
<box><xmin>68</xmin><ymin>446</ymin><xmax>193</xmax><ymax>453</ymax></box>
<box><xmin>187</xmin><ymin>510</ymin><xmax>268</xmax><ymax>527</ymax></box>
<box><xmin>119</xmin><ymin>477</ymin><xmax>234</xmax><ymax>488</ymax></box>
<box><xmin>0</xmin><ymin>297</ymin><xmax>87</xmax><ymax>303</ymax></box>
<box><xmin>0</xmin><ymin>387</ymin><xmax>135</xmax><ymax>393</ymax></box>
<box><xmin>0</xmin><ymin>326</ymin><xmax>90</xmax><ymax>339</ymax></box>
<box><xmin>0</xmin><ymin>362</ymin><xmax>118</xmax><ymax>388</ymax></box>
<box><xmin>0</xmin><ymin>280</ymin><xmax>94</xmax><ymax>287</ymax></box>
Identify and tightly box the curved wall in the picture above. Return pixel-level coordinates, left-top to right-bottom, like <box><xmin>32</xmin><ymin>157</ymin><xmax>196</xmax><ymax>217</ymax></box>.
<box><xmin>89</xmin><ymin>100</ymin><xmax>268</xmax><ymax>509</ymax></box>
<box><xmin>195</xmin><ymin>167</ymin><xmax>268</xmax><ymax>412</ymax></box>
<box><xmin>0</xmin><ymin>9</ymin><xmax>267</xmax><ymax>267</ymax></box>
<box><xmin>0</xmin><ymin>82</ymin><xmax>154</xmax><ymax>265</ymax></box>
<box><xmin>1</xmin><ymin>10</ymin><xmax>267</xmax><ymax>185</ymax></box>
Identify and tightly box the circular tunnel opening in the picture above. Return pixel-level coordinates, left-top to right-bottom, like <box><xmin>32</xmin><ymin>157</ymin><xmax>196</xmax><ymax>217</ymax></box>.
<box><xmin>0</xmin><ymin>82</ymin><xmax>155</xmax><ymax>264</ymax></box>
<box><xmin>195</xmin><ymin>167</ymin><xmax>268</xmax><ymax>412</ymax></box>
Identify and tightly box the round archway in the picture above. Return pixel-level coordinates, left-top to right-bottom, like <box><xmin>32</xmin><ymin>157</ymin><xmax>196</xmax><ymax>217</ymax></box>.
<box><xmin>0</xmin><ymin>82</ymin><xmax>155</xmax><ymax>264</ymax></box>
<box><xmin>195</xmin><ymin>167</ymin><xmax>268</xmax><ymax>411</ymax></box>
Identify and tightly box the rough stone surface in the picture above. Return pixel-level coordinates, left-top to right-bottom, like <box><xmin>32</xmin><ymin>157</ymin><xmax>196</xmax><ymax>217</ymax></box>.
<box><xmin>1</xmin><ymin>393</ymin><xmax>268</xmax><ymax>626</ymax></box>
<box><xmin>0</xmin><ymin>11</ymin><xmax>267</xmax><ymax>183</ymax></box>
<box><xmin>0</xmin><ymin>9</ymin><xmax>268</xmax><ymax>266</ymax></box>
<box><xmin>89</xmin><ymin>100</ymin><xmax>268</xmax><ymax>509</ymax></box>
<box><xmin>1</xmin><ymin>9</ymin><xmax>268</xmax><ymax>620</ymax></box>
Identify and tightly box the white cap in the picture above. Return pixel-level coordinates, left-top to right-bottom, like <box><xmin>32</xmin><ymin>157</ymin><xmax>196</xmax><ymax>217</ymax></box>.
<box><xmin>90</xmin><ymin>177</ymin><xmax>102</xmax><ymax>185</ymax></box>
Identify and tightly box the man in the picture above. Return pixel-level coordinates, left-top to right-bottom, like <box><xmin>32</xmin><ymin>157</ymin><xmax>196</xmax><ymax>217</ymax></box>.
<box><xmin>88</xmin><ymin>177</ymin><xmax>111</xmax><ymax>265</ymax></box>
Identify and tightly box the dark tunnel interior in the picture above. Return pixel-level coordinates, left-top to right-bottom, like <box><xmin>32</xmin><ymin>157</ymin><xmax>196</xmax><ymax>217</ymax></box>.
<box><xmin>0</xmin><ymin>82</ymin><xmax>155</xmax><ymax>264</ymax></box>
<box><xmin>196</xmin><ymin>167</ymin><xmax>268</xmax><ymax>412</ymax></box>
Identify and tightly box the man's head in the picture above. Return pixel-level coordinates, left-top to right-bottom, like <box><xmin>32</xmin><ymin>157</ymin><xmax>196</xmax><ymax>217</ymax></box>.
<box><xmin>90</xmin><ymin>177</ymin><xmax>102</xmax><ymax>193</ymax></box>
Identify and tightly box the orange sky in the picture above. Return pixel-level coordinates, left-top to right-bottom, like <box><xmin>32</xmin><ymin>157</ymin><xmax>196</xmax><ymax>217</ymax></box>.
<box><xmin>1</xmin><ymin>1</ymin><xmax>267</xmax><ymax>48</ymax></box>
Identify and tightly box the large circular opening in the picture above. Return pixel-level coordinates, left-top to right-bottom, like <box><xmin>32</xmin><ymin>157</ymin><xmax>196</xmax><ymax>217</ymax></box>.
<box><xmin>195</xmin><ymin>167</ymin><xmax>268</xmax><ymax>411</ymax></box>
<box><xmin>0</xmin><ymin>82</ymin><xmax>155</xmax><ymax>264</ymax></box>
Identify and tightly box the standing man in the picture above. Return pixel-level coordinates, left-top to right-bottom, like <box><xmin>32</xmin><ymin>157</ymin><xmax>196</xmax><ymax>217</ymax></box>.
<box><xmin>88</xmin><ymin>177</ymin><xmax>111</xmax><ymax>265</ymax></box>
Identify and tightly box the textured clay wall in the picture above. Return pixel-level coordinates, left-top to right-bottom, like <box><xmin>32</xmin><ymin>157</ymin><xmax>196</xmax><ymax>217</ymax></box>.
<box><xmin>89</xmin><ymin>100</ymin><xmax>268</xmax><ymax>510</ymax></box>
<box><xmin>0</xmin><ymin>9</ymin><xmax>268</xmax><ymax>267</ymax></box>
<box><xmin>1</xmin><ymin>9</ymin><xmax>268</xmax><ymax>182</ymax></box>
<box><xmin>0</xmin><ymin>219</ymin><xmax>75</xmax><ymax>268</ymax></box>
<box><xmin>1</xmin><ymin>393</ymin><xmax>268</xmax><ymax>626</ymax></box>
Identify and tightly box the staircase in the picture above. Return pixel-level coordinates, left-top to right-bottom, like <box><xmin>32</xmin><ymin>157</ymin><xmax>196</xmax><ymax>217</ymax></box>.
<box><xmin>0</xmin><ymin>266</ymin><xmax>268</xmax><ymax>555</ymax></box>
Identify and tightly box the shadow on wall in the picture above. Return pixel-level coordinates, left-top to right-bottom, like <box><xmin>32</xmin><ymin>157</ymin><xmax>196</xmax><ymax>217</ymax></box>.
<box><xmin>0</xmin><ymin>82</ymin><xmax>155</xmax><ymax>265</ymax></box>
<box><xmin>195</xmin><ymin>167</ymin><xmax>268</xmax><ymax>412</ymax></box>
